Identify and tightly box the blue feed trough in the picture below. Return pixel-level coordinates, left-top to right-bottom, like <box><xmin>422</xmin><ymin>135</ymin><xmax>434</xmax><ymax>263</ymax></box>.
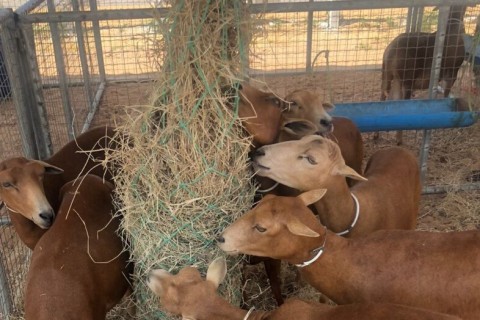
<box><xmin>331</xmin><ymin>98</ymin><xmax>478</xmax><ymax>133</ymax></box>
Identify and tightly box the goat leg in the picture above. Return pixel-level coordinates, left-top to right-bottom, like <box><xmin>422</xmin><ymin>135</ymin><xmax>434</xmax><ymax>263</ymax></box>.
<box><xmin>263</xmin><ymin>258</ymin><xmax>284</xmax><ymax>306</ymax></box>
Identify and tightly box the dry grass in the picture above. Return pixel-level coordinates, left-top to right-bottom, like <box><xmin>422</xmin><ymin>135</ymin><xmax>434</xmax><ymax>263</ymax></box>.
<box><xmin>104</xmin><ymin>1</ymin><xmax>256</xmax><ymax>319</ymax></box>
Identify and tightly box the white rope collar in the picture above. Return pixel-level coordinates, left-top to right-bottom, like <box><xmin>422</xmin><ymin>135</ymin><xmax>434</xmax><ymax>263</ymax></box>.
<box><xmin>336</xmin><ymin>192</ymin><xmax>360</xmax><ymax>236</ymax></box>
<box><xmin>257</xmin><ymin>182</ymin><xmax>279</xmax><ymax>194</ymax></box>
<box><xmin>243</xmin><ymin>307</ymin><xmax>255</xmax><ymax>320</ymax></box>
<box><xmin>295</xmin><ymin>226</ymin><xmax>327</xmax><ymax>268</ymax></box>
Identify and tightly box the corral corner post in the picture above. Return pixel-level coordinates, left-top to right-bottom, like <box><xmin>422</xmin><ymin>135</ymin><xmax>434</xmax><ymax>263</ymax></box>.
<box><xmin>420</xmin><ymin>6</ymin><xmax>450</xmax><ymax>184</ymax></box>
<box><xmin>0</xmin><ymin>8</ymin><xmax>52</xmax><ymax>160</ymax></box>
<box><xmin>0</xmin><ymin>254</ymin><xmax>12</xmax><ymax>317</ymax></box>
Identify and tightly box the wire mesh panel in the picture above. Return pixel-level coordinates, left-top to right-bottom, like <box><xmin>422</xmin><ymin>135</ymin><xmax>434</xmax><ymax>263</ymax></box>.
<box><xmin>248</xmin><ymin>2</ymin><xmax>480</xmax><ymax>191</ymax></box>
<box><xmin>0</xmin><ymin>40</ymin><xmax>22</xmax><ymax>160</ymax></box>
<box><xmin>250</xmin><ymin>5</ymin><xmax>480</xmax><ymax>100</ymax></box>
<box><xmin>0</xmin><ymin>0</ymin><xmax>479</xmax><ymax>319</ymax></box>
<box><xmin>0</xmin><ymin>220</ymin><xmax>31</xmax><ymax>318</ymax></box>
<box><xmin>0</xmin><ymin>0</ymin><xmax>26</xmax><ymax>10</ymax></box>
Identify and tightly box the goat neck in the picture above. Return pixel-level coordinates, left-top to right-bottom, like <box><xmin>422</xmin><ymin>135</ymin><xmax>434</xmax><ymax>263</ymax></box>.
<box><xmin>310</xmin><ymin>174</ymin><xmax>359</xmax><ymax>236</ymax></box>
<box><xmin>252</xmin><ymin>135</ymin><xmax>366</xmax><ymax>236</ymax></box>
<box><xmin>217</xmin><ymin>191</ymin><xmax>352</xmax><ymax>302</ymax></box>
<box><xmin>7</xmin><ymin>211</ymin><xmax>46</xmax><ymax>250</ymax></box>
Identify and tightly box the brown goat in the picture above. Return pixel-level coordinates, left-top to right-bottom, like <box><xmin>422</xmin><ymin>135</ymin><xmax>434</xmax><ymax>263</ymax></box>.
<box><xmin>281</xmin><ymin>90</ymin><xmax>364</xmax><ymax>179</ymax></box>
<box><xmin>218</xmin><ymin>190</ymin><xmax>480</xmax><ymax>319</ymax></box>
<box><xmin>226</xmin><ymin>83</ymin><xmax>285</xmax><ymax>305</ymax></box>
<box><xmin>0</xmin><ymin>126</ymin><xmax>116</xmax><ymax>249</ymax></box>
<box><xmin>148</xmin><ymin>257</ymin><xmax>461</xmax><ymax>320</ymax></box>
<box><xmin>282</xmin><ymin>90</ymin><xmax>335</xmax><ymax>133</ymax></box>
<box><xmin>254</xmin><ymin>90</ymin><xmax>362</xmax><ymax>304</ymax></box>
<box><xmin>381</xmin><ymin>6</ymin><xmax>466</xmax><ymax>144</ymax></box>
<box><xmin>252</xmin><ymin>135</ymin><xmax>420</xmax><ymax>236</ymax></box>
<box><xmin>234</xmin><ymin>83</ymin><xmax>283</xmax><ymax>148</ymax></box>
<box><xmin>255</xmin><ymin>108</ymin><xmax>364</xmax><ymax>304</ymax></box>
<box><xmin>24</xmin><ymin>174</ymin><xmax>133</xmax><ymax>320</ymax></box>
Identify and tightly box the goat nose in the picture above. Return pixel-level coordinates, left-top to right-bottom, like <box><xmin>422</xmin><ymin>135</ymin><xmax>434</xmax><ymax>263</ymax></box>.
<box><xmin>248</xmin><ymin>148</ymin><xmax>265</xmax><ymax>160</ymax></box>
<box><xmin>39</xmin><ymin>210</ymin><xmax>54</xmax><ymax>225</ymax></box>
<box><xmin>216</xmin><ymin>235</ymin><xmax>225</xmax><ymax>244</ymax></box>
<box><xmin>320</xmin><ymin>119</ymin><xmax>332</xmax><ymax>127</ymax></box>
<box><xmin>253</xmin><ymin>148</ymin><xmax>265</xmax><ymax>158</ymax></box>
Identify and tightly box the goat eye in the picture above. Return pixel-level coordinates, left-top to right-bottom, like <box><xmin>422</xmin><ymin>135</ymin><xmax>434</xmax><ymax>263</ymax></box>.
<box><xmin>254</xmin><ymin>225</ymin><xmax>267</xmax><ymax>233</ymax></box>
<box><xmin>1</xmin><ymin>182</ymin><xmax>13</xmax><ymax>188</ymax></box>
<box><xmin>307</xmin><ymin>156</ymin><xmax>317</xmax><ymax>165</ymax></box>
<box><xmin>292</xmin><ymin>102</ymin><xmax>302</xmax><ymax>109</ymax></box>
<box><xmin>300</xmin><ymin>155</ymin><xmax>317</xmax><ymax>165</ymax></box>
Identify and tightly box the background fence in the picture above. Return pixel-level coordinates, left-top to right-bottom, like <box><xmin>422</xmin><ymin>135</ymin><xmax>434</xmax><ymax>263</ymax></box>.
<box><xmin>0</xmin><ymin>0</ymin><xmax>479</xmax><ymax>318</ymax></box>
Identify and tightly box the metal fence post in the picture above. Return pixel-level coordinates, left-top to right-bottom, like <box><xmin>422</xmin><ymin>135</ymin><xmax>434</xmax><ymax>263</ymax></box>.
<box><xmin>89</xmin><ymin>0</ymin><xmax>106</xmax><ymax>82</ymax></box>
<box><xmin>406</xmin><ymin>6</ymin><xmax>425</xmax><ymax>33</ymax></box>
<box><xmin>71</xmin><ymin>0</ymin><xmax>93</xmax><ymax>111</ymax></box>
<box><xmin>0</xmin><ymin>252</ymin><xmax>12</xmax><ymax>318</ymax></box>
<box><xmin>305</xmin><ymin>0</ymin><xmax>314</xmax><ymax>72</ymax></box>
<box><xmin>419</xmin><ymin>6</ymin><xmax>449</xmax><ymax>184</ymax></box>
<box><xmin>22</xmin><ymin>22</ymin><xmax>53</xmax><ymax>159</ymax></box>
<box><xmin>47</xmin><ymin>0</ymin><xmax>75</xmax><ymax>141</ymax></box>
<box><xmin>0</xmin><ymin>8</ymin><xmax>52</xmax><ymax>160</ymax></box>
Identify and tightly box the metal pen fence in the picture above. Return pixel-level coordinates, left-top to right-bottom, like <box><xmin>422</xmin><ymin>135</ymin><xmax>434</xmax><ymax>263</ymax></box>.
<box><xmin>0</xmin><ymin>0</ymin><xmax>479</xmax><ymax>318</ymax></box>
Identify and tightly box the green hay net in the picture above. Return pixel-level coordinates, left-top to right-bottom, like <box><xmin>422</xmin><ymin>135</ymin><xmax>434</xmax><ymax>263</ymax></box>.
<box><xmin>108</xmin><ymin>0</ymin><xmax>255</xmax><ymax>318</ymax></box>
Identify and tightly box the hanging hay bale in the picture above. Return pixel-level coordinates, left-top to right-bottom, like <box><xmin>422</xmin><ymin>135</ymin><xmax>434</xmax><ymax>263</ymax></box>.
<box><xmin>107</xmin><ymin>0</ymin><xmax>254</xmax><ymax>318</ymax></box>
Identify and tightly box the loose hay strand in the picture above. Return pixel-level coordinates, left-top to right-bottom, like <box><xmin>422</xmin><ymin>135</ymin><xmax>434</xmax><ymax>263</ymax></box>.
<box><xmin>106</xmin><ymin>1</ymin><xmax>254</xmax><ymax>318</ymax></box>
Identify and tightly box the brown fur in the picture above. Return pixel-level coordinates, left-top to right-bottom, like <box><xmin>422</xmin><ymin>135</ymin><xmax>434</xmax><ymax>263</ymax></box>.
<box><xmin>253</xmin><ymin>111</ymin><xmax>364</xmax><ymax>305</ymax></box>
<box><xmin>227</xmin><ymin>83</ymin><xmax>284</xmax><ymax>305</ymax></box>
<box><xmin>218</xmin><ymin>191</ymin><xmax>479</xmax><ymax>319</ymax></box>
<box><xmin>380</xmin><ymin>6</ymin><xmax>466</xmax><ymax>144</ymax></box>
<box><xmin>0</xmin><ymin>126</ymin><xmax>116</xmax><ymax>249</ymax></box>
<box><xmin>254</xmin><ymin>90</ymin><xmax>363</xmax><ymax>305</ymax></box>
<box><xmin>24</xmin><ymin>174</ymin><xmax>133</xmax><ymax>320</ymax></box>
<box><xmin>282</xmin><ymin>90</ymin><xmax>334</xmax><ymax>133</ymax></box>
<box><xmin>236</xmin><ymin>84</ymin><xmax>283</xmax><ymax>148</ymax></box>
<box><xmin>282</xmin><ymin>90</ymin><xmax>363</xmax><ymax>175</ymax></box>
<box><xmin>149</xmin><ymin>257</ymin><xmax>461</xmax><ymax>320</ymax></box>
<box><xmin>252</xmin><ymin>135</ymin><xmax>420</xmax><ymax>236</ymax></box>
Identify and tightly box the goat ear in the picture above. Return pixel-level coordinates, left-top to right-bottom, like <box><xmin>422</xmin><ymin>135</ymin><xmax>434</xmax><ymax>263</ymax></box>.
<box><xmin>206</xmin><ymin>257</ymin><xmax>227</xmax><ymax>289</ymax></box>
<box><xmin>322</xmin><ymin>102</ymin><xmax>335</xmax><ymax>111</ymax></box>
<box><xmin>286</xmin><ymin>217</ymin><xmax>320</xmax><ymax>238</ymax></box>
<box><xmin>298</xmin><ymin>189</ymin><xmax>327</xmax><ymax>206</ymax></box>
<box><xmin>332</xmin><ymin>164</ymin><xmax>367</xmax><ymax>181</ymax></box>
<box><xmin>147</xmin><ymin>269</ymin><xmax>171</xmax><ymax>297</ymax></box>
<box><xmin>32</xmin><ymin>160</ymin><xmax>64</xmax><ymax>174</ymax></box>
<box><xmin>282</xmin><ymin>119</ymin><xmax>318</xmax><ymax>137</ymax></box>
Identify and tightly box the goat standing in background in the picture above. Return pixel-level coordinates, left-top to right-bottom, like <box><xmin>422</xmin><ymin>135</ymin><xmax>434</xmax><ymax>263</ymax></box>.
<box><xmin>380</xmin><ymin>6</ymin><xmax>466</xmax><ymax>144</ymax></box>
